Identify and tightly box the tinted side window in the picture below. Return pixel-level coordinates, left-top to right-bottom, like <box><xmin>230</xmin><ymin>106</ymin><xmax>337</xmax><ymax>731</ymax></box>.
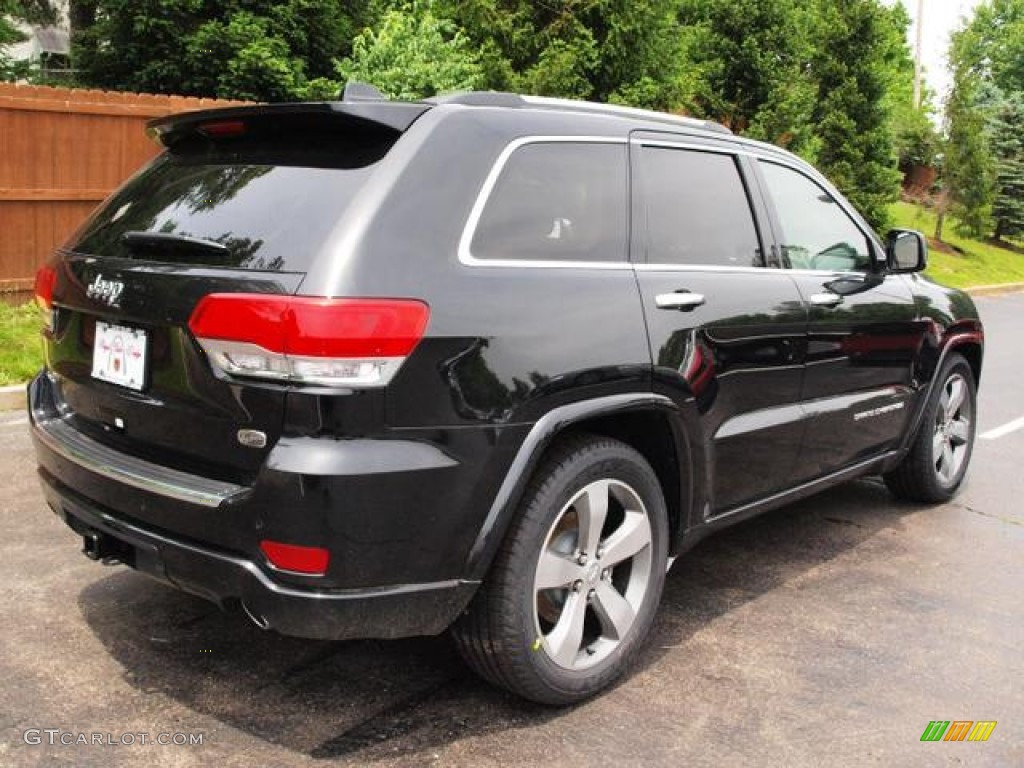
<box><xmin>471</xmin><ymin>142</ymin><xmax>627</xmax><ymax>262</ymax></box>
<box><xmin>759</xmin><ymin>161</ymin><xmax>872</xmax><ymax>272</ymax></box>
<box><xmin>638</xmin><ymin>146</ymin><xmax>761</xmax><ymax>267</ymax></box>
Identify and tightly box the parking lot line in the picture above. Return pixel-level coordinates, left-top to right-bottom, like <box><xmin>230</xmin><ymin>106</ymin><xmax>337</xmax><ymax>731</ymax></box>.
<box><xmin>979</xmin><ymin>415</ymin><xmax>1024</xmax><ymax>440</ymax></box>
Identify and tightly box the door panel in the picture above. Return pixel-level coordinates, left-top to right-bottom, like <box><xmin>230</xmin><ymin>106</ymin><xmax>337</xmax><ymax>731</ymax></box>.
<box><xmin>788</xmin><ymin>272</ymin><xmax>921</xmax><ymax>478</ymax></box>
<box><xmin>638</xmin><ymin>270</ymin><xmax>807</xmax><ymax>512</ymax></box>
<box><xmin>630</xmin><ymin>139</ymin><xmax>809</xmax><ymax>514</ymax></box>
<box><xmin>754</xmin><ymin>159</ymin><xmax>924</xmax><ymax>479</ymax></box>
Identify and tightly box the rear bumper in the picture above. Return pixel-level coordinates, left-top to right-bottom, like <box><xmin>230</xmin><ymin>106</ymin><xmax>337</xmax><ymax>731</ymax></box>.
<box><xmin>28</xmin><ymin>372</ymin><xmax>481</xmax><ymax>640</ymax></box>
<box><xmin>37</xmin><ymin>473</ymin><xmax>473</xmax><ymax>638</ymax></box>
<box><xmin>38</xmin><ymin>471</ymin><xmax>475</xmax><ymax>639</ymax></box>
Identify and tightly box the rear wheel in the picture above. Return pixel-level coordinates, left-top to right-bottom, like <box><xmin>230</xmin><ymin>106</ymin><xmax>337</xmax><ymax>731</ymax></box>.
<box><xmin>884</xmin><ymin>352</ymin><xmax>977</xmax><ymax>503</ymax></box>
<box><xmin>453</xmin><ymin>435</ymin><xmax>668</xmax><ymax>705</ymax></box>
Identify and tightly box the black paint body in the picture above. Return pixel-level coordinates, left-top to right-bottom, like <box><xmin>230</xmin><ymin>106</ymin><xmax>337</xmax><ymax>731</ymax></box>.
<box><xmin>29</xmin><ymin>97</ymin><xmax>984</xmax><ymax>640</ymax></box>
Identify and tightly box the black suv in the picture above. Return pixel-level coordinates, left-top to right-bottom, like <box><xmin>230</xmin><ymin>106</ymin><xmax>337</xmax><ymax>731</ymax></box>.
<box><xmin>29</xmin><ymin>88</ymin><xmax>983</xmax><ymax>705</ymax></box>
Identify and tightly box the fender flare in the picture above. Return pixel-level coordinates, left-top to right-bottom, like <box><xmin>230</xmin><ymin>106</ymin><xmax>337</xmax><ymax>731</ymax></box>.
<box><xmin>899</xmin><ymin>326</ymin><xmax>984</xmax><ymax>454</ymax></box>
<box><xmin>462</xmin><ymin>392</ymin><xmax>688</xmax><ymax>580</ymax></box>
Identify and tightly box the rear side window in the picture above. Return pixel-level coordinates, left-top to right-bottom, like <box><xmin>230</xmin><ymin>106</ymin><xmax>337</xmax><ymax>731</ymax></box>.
<box><xmin>637</xmin><ymin>146</ymin><xmax>762</xmax><ymax>268</ymax></box>
<box><xmin>470</xmin><ymin>142</ymin><xmax>628</xmax><ymax>263</ymax></box>
<box><xmin>68</xmin><ymin>123</ymin><xmax>394</xmax><ymax>272</ymax></box>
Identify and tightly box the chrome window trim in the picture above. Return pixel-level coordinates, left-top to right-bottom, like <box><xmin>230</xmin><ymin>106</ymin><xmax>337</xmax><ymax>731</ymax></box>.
<box><xmin>631</xmin><ymin>137</ymin><xmax>755</xmax><ymax>156</ymax></box>
<box><xmin>636</xmin><ymin>263</ymin><xmax>866</xmax><ymax>279</ymax></box>
<box><xmin>457</xmin><ymin>135</ymin><xmax>632</xmax><ymax>271</ymax></box>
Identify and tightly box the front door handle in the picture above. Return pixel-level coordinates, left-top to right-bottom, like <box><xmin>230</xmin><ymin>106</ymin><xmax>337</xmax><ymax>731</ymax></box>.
<box><xmin>655</xmin><ymin>291</ymin><xmax>706</xmax><ymax>311</ymax></box>
<box><xmin>809</xmin><ymin>292</ymin><xmax>843</xmax><ymax>308</ymax></box>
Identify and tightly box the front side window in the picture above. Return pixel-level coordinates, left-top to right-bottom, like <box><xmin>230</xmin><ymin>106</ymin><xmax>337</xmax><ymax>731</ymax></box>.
<box><xmin>470</xmin><ymin>142</ymin><xmax>628</xmax><ymax>263</ymax></box>
<box><xmin>759</xmin><ymin>161</ymin><xmax>873</xmax><ymax>272</ymax></box>
<box><xmin>637</xmin><ymin>146</ymin><xmax>762</xmax><ymax>268</ymax></box>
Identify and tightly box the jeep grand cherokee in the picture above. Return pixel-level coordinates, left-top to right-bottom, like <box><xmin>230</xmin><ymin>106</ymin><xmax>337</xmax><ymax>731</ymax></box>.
<box><xmin>29</xmin><ymin>86</ymin><xmax>983</xmax><ymax>704</ymax></box>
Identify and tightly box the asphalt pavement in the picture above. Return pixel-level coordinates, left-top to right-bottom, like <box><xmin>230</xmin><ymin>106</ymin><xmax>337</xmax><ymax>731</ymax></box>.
<box><xmin>1</xmin><ymin>294</ymin><xmax>1022</xmax><ymax>768</ymax></box>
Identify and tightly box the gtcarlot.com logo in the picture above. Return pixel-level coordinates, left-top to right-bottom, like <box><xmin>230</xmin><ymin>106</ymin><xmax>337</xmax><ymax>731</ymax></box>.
<box><xmin>23</xmin><ymin>729</ymin><xmax>204</xmax><ymax>747</ymax></box>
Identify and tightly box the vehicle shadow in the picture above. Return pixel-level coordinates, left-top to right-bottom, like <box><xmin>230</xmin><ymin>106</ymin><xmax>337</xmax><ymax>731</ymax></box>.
<box><xmin>77</xmin><ymin>477</ymin><xmax>923</xmax><ymax>763</ymax></box>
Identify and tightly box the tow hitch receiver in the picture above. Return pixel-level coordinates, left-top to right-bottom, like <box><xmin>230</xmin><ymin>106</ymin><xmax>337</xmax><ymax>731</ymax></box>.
<box><xmin>81</xmin><ymin>530</ymin><xmax>134</xmax><ymax>566</ymax></box>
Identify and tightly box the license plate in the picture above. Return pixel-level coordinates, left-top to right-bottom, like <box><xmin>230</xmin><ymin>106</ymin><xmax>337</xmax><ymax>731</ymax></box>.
<box><xmin>92</xmin><ymin>321</ymin><xmax>147</xmax><ymax>391</ymax></box>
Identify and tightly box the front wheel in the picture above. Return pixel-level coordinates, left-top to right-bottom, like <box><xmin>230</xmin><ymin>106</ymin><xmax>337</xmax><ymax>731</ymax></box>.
<box><xmin>453</xmin><ymin>435</ymin><xmax>669</xmax><ymax>705</ymax></box>
<box><xmin>884</xmin><ymin>352</ymin><xmax>977</xmax><ymax>503</ymax></box>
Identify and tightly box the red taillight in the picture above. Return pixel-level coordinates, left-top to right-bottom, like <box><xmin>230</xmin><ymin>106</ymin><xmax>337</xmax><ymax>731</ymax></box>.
<box><xmin>188</xmin><ymin>294</ymin><xmax>430</xmax><ymax>387</ymax></box>
<box><xmin>34</xmin><ymin>264</ymin><xmax>56</xmax><ymax>310</ymax></box>
<box><xmin>259</xmin><ymin>540</ymin><xmax>329</xmax><ymax>575</ymax></box>
<box><xmin>34</xmin><ymin>264</ymin><xmax>57</xmax><ymax>333</ymax></box>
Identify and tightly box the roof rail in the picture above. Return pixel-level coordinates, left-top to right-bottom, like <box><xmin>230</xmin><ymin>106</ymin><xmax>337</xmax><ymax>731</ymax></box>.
<box><xmin>521</xmin><ymin>95</ymin><xmax>732</xmax><ymax>135</ymax></box>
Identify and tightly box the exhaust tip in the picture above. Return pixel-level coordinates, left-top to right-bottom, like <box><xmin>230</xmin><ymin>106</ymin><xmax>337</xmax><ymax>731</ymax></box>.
<box><xmin>241</xmin><ymin>601</ymin><xmax>271</xmax><ymax>631</ymax></box>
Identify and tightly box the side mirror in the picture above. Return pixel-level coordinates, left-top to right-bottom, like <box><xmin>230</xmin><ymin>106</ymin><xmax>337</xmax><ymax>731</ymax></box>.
<box><xmin>886</xmin><ymin>229</ymin><xmax>927</xmax><ymax>273</ymax></box>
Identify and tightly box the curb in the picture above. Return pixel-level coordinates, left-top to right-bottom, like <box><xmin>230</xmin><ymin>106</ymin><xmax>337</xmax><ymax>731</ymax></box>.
<box><xmin>966</xmin><ymin>282</ymin><xmax>1024</xmax><ymax>297</ymax></box>
<box><xmin>0</xmin><ymin>384</ymin><xmax>26</xmax><ymax>413</ymax></box>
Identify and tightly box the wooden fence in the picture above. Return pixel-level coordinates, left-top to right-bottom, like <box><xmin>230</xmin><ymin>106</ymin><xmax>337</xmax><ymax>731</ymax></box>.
<box><xmin>0</xmin><ymin>83</ymin><xmax>251</xmax><ymax>296</ymax></box>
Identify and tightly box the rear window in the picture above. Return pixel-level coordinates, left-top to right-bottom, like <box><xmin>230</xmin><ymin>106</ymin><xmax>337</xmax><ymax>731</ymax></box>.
<box><xmin>469</xmin><ymin>142</ymin><xmax>628</xmax><ymax>263</ymax></box>
<box><xmin>68</xmin><ymin>125</ymin><xmax>394</xmax><ymax>272</ymax></box>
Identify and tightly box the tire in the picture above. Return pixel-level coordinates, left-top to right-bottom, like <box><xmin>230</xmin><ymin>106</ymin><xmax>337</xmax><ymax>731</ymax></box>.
<box><xmin>453</xmin><ymin>434</ymin><xmax>669</xmax><ymax>705</ymax></box>
<box><xmin>884</xmin><ymin>352</ymin><xmax>977</xmax><ymax>503</ymax></box>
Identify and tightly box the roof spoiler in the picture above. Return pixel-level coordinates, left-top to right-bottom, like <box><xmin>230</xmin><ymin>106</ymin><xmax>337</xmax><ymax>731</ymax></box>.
<box><xmin>147</xmin><ymin>99</ymin><xmax>431</xmax><ymax>148</ymax></box>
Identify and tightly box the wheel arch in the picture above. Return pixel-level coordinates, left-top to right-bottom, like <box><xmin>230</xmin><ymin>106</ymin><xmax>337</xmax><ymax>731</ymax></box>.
<box><xmin>899</xmin><ymin>327</ymin><xmax>984</xmax><ymax>455</ymax></box>
<box><xmin>463</xmin><ymin>393</ymin><xmax>694</xmax><ymax>581</ymax></box>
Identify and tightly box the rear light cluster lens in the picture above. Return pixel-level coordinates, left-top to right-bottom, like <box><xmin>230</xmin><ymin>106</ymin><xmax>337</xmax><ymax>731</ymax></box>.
<box><xmin>34</xmin><ymin>264</ymin><xmax>57</xmax><ymax>332</ymax></box>
<box><xmin>188</xmin><ymin>294</ymin><xmax>430</xmax><ymax>388</ymax></box>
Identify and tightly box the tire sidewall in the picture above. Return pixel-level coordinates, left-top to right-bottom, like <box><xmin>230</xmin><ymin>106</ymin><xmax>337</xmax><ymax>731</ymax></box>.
<box><xmin>924</xmin><ymin>356</ymin><xmax>977</xmax><ymax>495</ymax></box>
<box><xmin>504</xmin><ymin>441</ymin><xmax>669</xmax><ymax>700</ymax></box>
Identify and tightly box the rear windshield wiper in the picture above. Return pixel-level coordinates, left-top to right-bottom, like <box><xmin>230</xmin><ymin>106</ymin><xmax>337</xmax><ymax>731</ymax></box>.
<box><xmin>121</xmin><ymin>231</ymin><xmax>229</xmax><ymax>256</ymax></box>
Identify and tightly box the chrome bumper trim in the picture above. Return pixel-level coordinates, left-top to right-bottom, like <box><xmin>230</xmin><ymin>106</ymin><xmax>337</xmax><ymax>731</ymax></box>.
<box><xmin>32</xmin><ymin>415</ymin><xmax>247</xmax><ymax>508</ymax></box>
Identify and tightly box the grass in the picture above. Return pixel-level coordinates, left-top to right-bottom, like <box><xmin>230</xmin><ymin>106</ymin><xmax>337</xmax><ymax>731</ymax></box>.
<box><xmin>889</xmin><ymin>201</ymin><xmax>1024</xmax><ymax>289</ymax></box>
<box><xmin>0</xmin><ymin>301</ymin><xmax>44</xmax><ymax>386</ymax></box>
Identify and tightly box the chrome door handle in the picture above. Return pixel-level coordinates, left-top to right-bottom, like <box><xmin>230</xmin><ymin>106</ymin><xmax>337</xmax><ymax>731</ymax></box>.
<box><xmin>809</xmin><ymin>292</ymin><xmax>843</xmax><ymax>308</ymax></box>
<box><xmin>655</xmin><ymin>291</ymin><xmax>706</xmax><ymax>311</ymax></box>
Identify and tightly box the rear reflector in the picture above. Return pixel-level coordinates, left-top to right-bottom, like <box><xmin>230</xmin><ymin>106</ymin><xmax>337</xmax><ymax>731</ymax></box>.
<box><xmin>259</xmin><ymin>540</ymin><xmax>330</xmax><ymax>575</ymax></box>
<box><xmin>188</xmin><ymin>294</ymin><xmax>429</xmax><ymax>387</ymax></box>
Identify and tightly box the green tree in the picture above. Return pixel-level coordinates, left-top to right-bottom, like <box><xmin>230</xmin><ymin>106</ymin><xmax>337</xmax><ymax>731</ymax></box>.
<box><xmin>943</xmin><ymin>81</ymin><xmax>995</xmax><ymax>238</ymax></box>
<box><xmin>808</xmin><ymin>0</ymin><xmax>904</xmax><ymax>231</ymax></box>
<box><xmin>1</xmin><ymin>0</ymin><xmax>58</xmax><ymax>78</ymax></box>
<box><xmin>1</xmin><ymin>2</ymin><xmax>27</xmax><ymax>70</ymax></box>
<box><xmin>676</xmin><ymin>0</ymin><xmax>818</xmax><ymax>149</ymax></box>
<box><xmin>945</xmin><ymin>9</ymin><xmax>998</xmax><ymax>237</ymax></box>
<box><xmin>73</xmin><ymin>1</ymin><xmax>365</xmax><ymax>100</ymax></box>
<box><xmin>944</xmin><ymin>0</ymin><xmax>1024</xmax><ymax>238</ymax></box>
<box><xmin>337</xmin><ymin>1</ymin><xmax>482</xmax><ymax>100</ymax></box>
<box><xmin>989</xmin><ymin>94</ymin><xmax>1024</xmax><ymax>241</ymax></box>
<box><xmin>442</xmin><ymin>0</ymin><xmax>685</xmax><ymax>109</ymax></box>
<box><xmin>879</xmin><ymin>2</ymin><xmax>940</xmax><ymax>173</ymax></box>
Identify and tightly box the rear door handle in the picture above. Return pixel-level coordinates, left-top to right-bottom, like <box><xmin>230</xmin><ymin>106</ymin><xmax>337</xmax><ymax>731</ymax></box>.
<box><xmin>809</xmin><ymin>292</ymin><xmax>843</xmax><ymax>308</ymax></box>
<box><xmin>655</xmin><ymin>291</ymin><xmax>706</xmax><ymax>311</ymax></box>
